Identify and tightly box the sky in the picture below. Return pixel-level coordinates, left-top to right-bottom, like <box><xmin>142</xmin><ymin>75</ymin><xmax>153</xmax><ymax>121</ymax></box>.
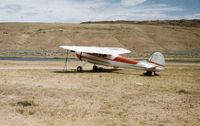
<box><xmin>0</xmin><ymin>0</ymin><xmax>200</xmax><ymax>23</ymax></box>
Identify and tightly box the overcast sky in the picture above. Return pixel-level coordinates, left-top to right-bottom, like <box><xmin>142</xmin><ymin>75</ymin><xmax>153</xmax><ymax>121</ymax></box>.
<box><xmin>0</xmin><ymin>0</ymin><xmax>200</xmax><ymax>23</ymax></box>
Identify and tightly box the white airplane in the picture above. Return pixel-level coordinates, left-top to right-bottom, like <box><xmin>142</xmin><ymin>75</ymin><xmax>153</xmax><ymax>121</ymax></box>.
<box><xmin>60</xmin><ymin>46</ymin><xmax>165</xmax><ymax>76</ymax></box>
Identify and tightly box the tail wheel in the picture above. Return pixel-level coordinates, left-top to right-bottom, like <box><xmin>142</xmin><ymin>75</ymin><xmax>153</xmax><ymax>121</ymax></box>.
<box><xmin>77</xmin><ymin>66</ymin><xmax>83</xmax><ymax>72</ymax></box>
<box><xmin>143</xmin><ymin>71</ymin><xmax>152</xmax><ymax>76</ymax></box>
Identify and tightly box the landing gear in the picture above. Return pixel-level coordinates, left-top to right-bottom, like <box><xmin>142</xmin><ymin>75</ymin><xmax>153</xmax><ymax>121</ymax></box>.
<box><xmin>143</xmin><ymin>71</ymin><xmax>159</xmax><ymax>76</ymax></box>
<box><xmin>76</xmin><ymin>65</ymin><xmax>104</xmax><ymax>72</ymax></box>
<box><xmin>98</xmin><ymin>67</ymin><xmax>104</xmax><ymax>72</ymax></box>
<box><xmin>143</xmin><ymin>71</ymin><xmax>152</xmax><ymax>76</ymax></box>
<box><xmin>77</xmin><ymin>66</ymin><xmax>83</xmax><ymax>72</ymax></box>
<box><xmin>93</xmin><ymin>65</ymin><xmax>98</xmax><ymax>71</ymax></box>
<box><xmin>93</xmin><ymin>65</ymin><xmax>103</xmax><ymax>72</ymax></box>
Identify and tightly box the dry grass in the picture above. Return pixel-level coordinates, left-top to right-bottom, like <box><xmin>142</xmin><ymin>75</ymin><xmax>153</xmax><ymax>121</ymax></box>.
<box><xmin>0</xmin><ymin>60</ymin><xmax>199</xmax><ymax>126</ymax></box>
<box><xmin>0</xmin><ymin>23</ymin><xmax>200</xmax><ymax>55</ymax></box>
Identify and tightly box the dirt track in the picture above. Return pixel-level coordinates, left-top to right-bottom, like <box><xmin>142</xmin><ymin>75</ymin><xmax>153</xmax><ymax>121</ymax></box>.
<box><xmin>0</xmin><ymin>60</ymin><xmax>200</xmax><ymax>126</ymax></box>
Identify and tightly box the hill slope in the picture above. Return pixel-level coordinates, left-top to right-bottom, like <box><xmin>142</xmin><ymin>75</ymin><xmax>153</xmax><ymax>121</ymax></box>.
<box><xmin>0</xmin><ymin>22</ymin><xmax>200</xmax><ymax>57</ymax></box>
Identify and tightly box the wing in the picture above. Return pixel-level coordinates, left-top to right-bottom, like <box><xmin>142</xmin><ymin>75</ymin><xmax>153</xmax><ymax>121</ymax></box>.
<box><xmin>59</xmin><ymin>46</ymin><xmax>131</xmax><ymax>55</ymax></box>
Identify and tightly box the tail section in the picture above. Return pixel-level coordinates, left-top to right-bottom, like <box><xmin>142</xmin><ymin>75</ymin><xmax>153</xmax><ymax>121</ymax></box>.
<box><xmin>148</xmin><ymin>52</ymin><xmax>165</xmax><ymax>67</ymax></box>
<box><xmin>142</xmin><ymin>52</ymin><xmax>165</xmax><ymax>76</ymax></box>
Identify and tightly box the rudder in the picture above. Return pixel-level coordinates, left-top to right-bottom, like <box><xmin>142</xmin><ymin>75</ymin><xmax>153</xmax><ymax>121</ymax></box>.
<box><xmin>148</xmin><ymin>52</ymin><xmax>165</xmax><ymax>66</ymax></box>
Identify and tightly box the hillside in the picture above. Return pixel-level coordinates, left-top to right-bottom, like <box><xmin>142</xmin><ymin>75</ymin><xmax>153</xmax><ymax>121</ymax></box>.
<box><xmin>81</xmin><ymin>19</ymin><xmax>200</xmax><ymax>27</ymax></box>
<box><xmin>0</xmin><ymin>21</ymin><xmax>200</xmax><ymax>57</ymax></box>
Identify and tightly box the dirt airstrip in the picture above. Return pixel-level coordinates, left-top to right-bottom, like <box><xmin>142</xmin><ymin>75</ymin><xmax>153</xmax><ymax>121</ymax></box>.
<box><xmin>0</xmin><ymin>60</ymin><xmax>199</xmax><ymax>126</ymax></box>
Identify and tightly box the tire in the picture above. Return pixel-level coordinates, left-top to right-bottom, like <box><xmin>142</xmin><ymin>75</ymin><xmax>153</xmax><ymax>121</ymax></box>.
<box><xmin>98</xmin><ymin>67</ymin><xmax>104</xmax><ymax>72</ymax></box>
<box><xmin>143</xmin><ymin>71</ymin><xmax>152</xmax><ymax>76</ymax></box>
<box><xmin>77</xmin><ymin>66</ymin><xmax>82</xmax><ymax>72</ymax></box>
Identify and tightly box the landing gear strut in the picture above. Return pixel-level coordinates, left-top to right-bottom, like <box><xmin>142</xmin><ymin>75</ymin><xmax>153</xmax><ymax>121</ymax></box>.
<box><xmin>63</xmin><ymin>50</ymin><xmax>69</xmax><ymax>71</ymax></box>
<box><xmin>93</xmin><ymin>65</ymin><xmax>98</xmax><ymax>71</ymax></box>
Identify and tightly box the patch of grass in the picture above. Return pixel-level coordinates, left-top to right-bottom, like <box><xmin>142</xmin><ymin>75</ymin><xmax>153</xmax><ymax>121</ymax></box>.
<box><xmin>17</xmin><ymin>100</ymin><xmax>33</xmax><ymax>107</ymax></box>
<box><xmin>177</xmin><ymin>89</ymin><xmax>189</xmax><ymax>94</ymax></box>
<box><xmin>64</xmin><ymin>101</ymin><xmax>72</xmax><ymax>107</ymax></box>
<box><xmin>28</xmin><ymin>110</ymin><xmax>35</xmax><ymax>115</ymax></box>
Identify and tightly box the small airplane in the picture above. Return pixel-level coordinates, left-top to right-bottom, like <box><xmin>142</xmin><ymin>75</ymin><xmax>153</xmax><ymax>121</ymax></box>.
<box><xmin>59</xmin><ymin>46</ymin><xmax>165</xmax><ymax>76</ymax></box>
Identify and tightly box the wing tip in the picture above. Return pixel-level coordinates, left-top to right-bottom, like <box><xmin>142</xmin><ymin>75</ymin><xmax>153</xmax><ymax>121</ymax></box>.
<box><xmin>59</xmin><ymin>45</ymin><xmax>69</xmax><ymax>49</ymax></box>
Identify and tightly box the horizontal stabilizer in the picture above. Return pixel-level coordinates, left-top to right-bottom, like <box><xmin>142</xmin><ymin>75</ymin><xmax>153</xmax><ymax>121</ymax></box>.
<box><xmin>141</xmin><ymin>61</ymin><xmax>157</xmax><ymax>69</ymax></box>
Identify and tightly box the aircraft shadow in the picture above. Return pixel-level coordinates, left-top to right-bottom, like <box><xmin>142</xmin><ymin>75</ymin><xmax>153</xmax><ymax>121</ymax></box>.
<box><xmin>53</xmin><ymin>68</ymin><xmax>121</xmax><ymax>74</ymax></box>
<box><xmin>52</xmin><ymin>69</ymin><xmax>143</xmax><ymax>76</ymax></box>
<box><xmin>139</xmin><ymin>74</ymin><xmax>158</xmax><ymax>77</ymax></box>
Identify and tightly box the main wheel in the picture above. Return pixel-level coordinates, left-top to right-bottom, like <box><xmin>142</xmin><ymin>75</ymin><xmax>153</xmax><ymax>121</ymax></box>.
<box><xmin>93</xmin><ymin>65</ymin><xmax>98</xmax><ymax>71</ymax></box>
<box><xmin>77</xmin><ymin>66</ymin><xmax>82</xmax><ymax>72</ymax></box>
<box><xmin>98</xmin><ymin>67</ymin><xmax>104</xmax><ymax>72</ymax></box>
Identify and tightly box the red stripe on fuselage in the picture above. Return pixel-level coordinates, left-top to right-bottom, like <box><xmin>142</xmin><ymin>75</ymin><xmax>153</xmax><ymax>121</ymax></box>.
<box><xmin>114</xmin><ymin>56</ymin><xmax>138</xmax><ymax>64</ymax></box>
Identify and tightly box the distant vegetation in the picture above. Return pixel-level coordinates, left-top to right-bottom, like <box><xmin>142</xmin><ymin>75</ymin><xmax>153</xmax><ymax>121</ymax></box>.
<box><xmin>81</xmin><ymin>19</ymin><xmax>200</xmax><ymax>27</ymax></box>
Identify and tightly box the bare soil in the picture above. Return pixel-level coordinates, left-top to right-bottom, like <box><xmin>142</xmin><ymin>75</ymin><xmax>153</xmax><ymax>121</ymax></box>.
<box><xmin>0</xmin><ymin>60</ymin><xmax>199</xmax><ymax>126</ymax></box>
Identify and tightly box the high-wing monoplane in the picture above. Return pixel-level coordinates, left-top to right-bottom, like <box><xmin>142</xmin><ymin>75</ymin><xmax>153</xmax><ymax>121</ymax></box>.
<box><xmin>60</xmin><ymin>46</ymin><xmax>165</xmax><ymax>76</ymax></box>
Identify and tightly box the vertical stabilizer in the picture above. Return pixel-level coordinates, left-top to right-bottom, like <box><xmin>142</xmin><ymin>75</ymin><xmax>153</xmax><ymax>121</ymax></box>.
<box><xmin>148</xmin><ymin>52</ymin><xmax>165</xmax><ymax>66</ymax></box>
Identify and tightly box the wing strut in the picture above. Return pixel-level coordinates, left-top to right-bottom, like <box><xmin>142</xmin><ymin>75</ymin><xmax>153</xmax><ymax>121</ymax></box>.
<box><xmin>63</xmin><ymin>50</ymin><xmax>69</xmax><ymax>71</ymax></box>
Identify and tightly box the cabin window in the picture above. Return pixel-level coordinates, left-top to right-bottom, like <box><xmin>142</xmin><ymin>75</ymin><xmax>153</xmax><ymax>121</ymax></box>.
<box><xmin>91</xmin><ymin>53</ymin><xmax>107</xmax><ymax>57</ymax></box>
<box><xmin>98</xmin><ymin>54</ymin><xmax>107</xmax><ymax>57</ymax></box>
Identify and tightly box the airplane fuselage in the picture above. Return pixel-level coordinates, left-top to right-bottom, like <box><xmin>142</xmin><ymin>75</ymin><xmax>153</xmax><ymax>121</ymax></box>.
<box><xmin>75</xmin><ymin>52</ymin><xmax>164</xmax><ymax>72</ymax></box>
